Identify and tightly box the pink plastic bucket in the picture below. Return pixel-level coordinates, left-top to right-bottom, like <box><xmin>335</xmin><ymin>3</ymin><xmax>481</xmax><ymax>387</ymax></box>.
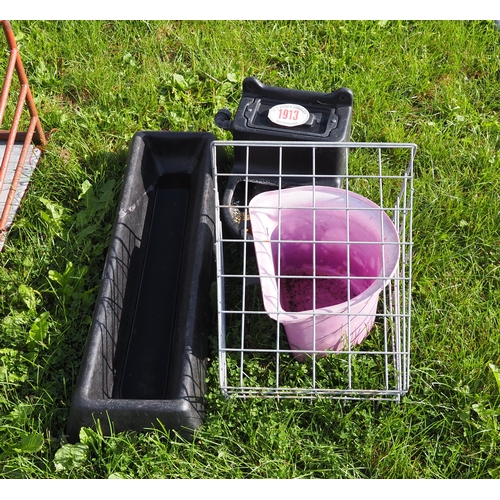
<box><xmin>248</xmin><ymin>186</ymin><xmax>400</xmax><ymax>361</ymax></box>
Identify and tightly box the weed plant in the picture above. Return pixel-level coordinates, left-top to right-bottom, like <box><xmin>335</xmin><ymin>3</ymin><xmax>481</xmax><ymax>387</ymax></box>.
<box><xmin>1</xmin><ymin>20</ymin><xmax>500</xmax><ymax>478</ymax></box>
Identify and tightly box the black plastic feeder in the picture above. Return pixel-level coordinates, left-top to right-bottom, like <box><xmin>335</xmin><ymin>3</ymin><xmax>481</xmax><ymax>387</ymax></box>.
<box><xmin>215</xmin><ymin>77</ymin><xmax>353</xmax><ymax>238</ymax></box>
<box><xmin>67</xmin><ymin>131</ymin><xmax>218</xmax><ymax>442</ymax></box>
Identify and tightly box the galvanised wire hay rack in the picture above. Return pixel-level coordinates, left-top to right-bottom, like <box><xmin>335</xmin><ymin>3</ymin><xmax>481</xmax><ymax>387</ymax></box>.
<box><xmin>212</xmin><ymin>140</ymin><xmax>416</xmax><ymax>401</ymax></box>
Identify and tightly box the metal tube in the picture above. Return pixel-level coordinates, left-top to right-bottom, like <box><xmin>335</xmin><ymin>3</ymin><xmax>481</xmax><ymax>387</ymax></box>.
<box><xmin>0</xmin><ymin>83</ymin><xmax>28</xmax><ymax>194</ymax></box>
<box><xmin>0</xmin><ymin>47</ymin><xmax>16</xmax><ymax>128</ymax></box>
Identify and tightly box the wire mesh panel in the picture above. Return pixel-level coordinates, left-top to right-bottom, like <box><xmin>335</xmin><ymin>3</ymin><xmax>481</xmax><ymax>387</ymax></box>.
<box><xmin>212</xmin><ymin>141</ymin><xmax>416</xmax><ymax>401</ymax></box>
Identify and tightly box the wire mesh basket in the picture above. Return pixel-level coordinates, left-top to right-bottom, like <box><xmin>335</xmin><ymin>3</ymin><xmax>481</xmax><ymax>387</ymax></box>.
<box><xmin>212</xmin><ymin>141</ymin><xmax>416</xmax><ymax>401</ymax></box>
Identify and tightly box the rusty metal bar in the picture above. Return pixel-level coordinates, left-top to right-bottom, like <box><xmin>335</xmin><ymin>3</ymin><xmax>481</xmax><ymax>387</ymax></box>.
<box><xmin>0</xmin><ymin>130</ymin><xmax>29</xmax><ymax>141</ymax></box>
<box><xmin>0</xmin><ymin>45</ymin><xmax>17</xmax><ymax>127</ymax></box>
<box><xmin>0</xmin><ymin>20</ymin><xmax>47</xmax><ymax>239</ymax></box>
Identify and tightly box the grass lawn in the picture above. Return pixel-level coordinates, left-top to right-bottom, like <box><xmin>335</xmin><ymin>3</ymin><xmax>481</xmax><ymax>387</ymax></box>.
<box><xmin>1</xmin><ymin>20</ymin><xmax>500</xmax><ymax>479</ymax></box>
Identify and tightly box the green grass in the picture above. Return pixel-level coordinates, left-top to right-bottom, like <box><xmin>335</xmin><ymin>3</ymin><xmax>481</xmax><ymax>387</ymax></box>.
<box><xmin>1</xmin><ymin>20</ymin><xmax>500</xmax><ymax>478</ymax></box>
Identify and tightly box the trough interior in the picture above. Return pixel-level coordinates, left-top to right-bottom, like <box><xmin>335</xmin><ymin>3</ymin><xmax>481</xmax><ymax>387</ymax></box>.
<box><xmin>112</xmin><ymin>174</ymin><xmax>190</xmax><ymax>400</ymax></box>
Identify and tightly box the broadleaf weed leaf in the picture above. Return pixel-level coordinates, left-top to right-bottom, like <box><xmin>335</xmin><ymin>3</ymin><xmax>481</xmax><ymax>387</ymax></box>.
<box><xmin>48</xmin><ymin>269</ymin><xmax>64</xmax><ymax>286</ymax></box>
<box><xmin>108</xmin><ymin>472</ymin><xmax>129</xmax><ymax>479</ymax></box>
<box><xmin>13</xmin><ymin>432</ymin><xmax>44</xmax><ymax>453</ymax></box>
<box><xmin>18</xmin><ymin>284</ymin><xmax>40</xmax><ymax>312</ymax></box>
<box><xmin>489</xmin><ymin>363</ymin><xmax>500</xmax><ymax>392</ymax></box>
<box><xmin>39</xmin><ymin>197</ymin><xmax>68</xmax><ymax>235</ymax></box>
<box><xmin>28</xmin><ymin>311</ymin><xmax>50</xmax><ymax>348</ymax></box>
<box><xmin>172</xmin><ymin>73</ymin><xmax>188</xmax><ymax>90</ymax></box>
<box><xmin>53</xmin><ymin>443</ymin><xmax>89</xmax><ymax>471</ymax></box>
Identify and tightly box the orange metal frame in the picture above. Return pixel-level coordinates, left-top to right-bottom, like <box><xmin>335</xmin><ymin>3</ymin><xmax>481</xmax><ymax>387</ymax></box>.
<box><xmin>0</xmin><ymin>20</ymin><xmax>47</xmax><ymax>236</ymax></box>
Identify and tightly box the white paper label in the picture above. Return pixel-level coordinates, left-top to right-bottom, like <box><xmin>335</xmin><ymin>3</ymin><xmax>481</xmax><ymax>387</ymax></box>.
<box><xmin>268</xmin><ymin>103</ymin><xmax>310</xmax><ymax>127</ymax></box>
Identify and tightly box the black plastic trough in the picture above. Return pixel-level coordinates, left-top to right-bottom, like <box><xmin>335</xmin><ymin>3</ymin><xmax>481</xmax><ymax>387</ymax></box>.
<box><xmin>67</xmin><ymin>131</ymin><xmax>217</xmax><ymax>442</ymax></box>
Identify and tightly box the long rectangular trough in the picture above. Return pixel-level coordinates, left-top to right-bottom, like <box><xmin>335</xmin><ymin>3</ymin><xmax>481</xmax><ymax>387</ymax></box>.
<box><xmin>67</xmin><ymin>131</ymin><xmax>217</xmax><ymax>441</ymax></box>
